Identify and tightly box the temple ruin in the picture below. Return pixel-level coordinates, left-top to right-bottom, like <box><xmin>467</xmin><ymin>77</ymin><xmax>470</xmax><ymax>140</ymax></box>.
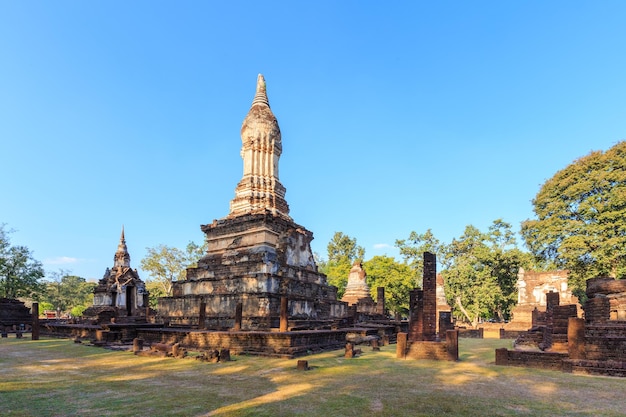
<box><xmin>508</xmin><ymin>268</ymin><xmax>579</xmax><ymax>329</ymax></box>
<box><xmin>82</xmin><ymin>228</ymin><xmax>149</xmax><ymax>322</ymax></box>
<box><xmin>157</xmin><ymin>75</ymin><xmax>348</xmax><ymax>331</ymax></box>
<box><xmin>341</xmin><ymin>261</ymin><xmax>376</xmax><ymax>313</ymax></box>
<box><xmin>497</xmin><ymin>276</ymin><xmax>626</xmax><ymax>377</ymax></box>
<box><xmin>397</xmin><ymin>252</ymin><xmax>458</xmax><ymax>361</ymax></box>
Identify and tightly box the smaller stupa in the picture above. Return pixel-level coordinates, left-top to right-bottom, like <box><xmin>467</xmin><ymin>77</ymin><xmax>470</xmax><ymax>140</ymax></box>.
<box><xmin>83</xmin><ymin>227</ymin><xmax>149</xmax><ymax>322</ymax></box>
<box><xmin>341</xmin><ymin>261</ymin><xmax>376</xmax><ymax>312</ymax></box>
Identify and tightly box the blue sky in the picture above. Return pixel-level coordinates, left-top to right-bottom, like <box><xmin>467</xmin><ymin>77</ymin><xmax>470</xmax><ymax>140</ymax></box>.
<box><xmin>1</xmin><ymin>1</ymin><xmax>624</xmax><ymax>281</ymax></box>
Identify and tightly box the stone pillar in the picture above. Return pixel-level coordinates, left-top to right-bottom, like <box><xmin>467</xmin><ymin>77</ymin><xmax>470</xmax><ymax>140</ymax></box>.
<box><xmin>133</xmin><ymin>338</ymin><xmax>144</xmax><ymax>353</ymax></box>
<box><xmin>445</xmin><ymin>329</ymin><xmax>459</xmax><ymax>361</ymax></box>
<box><xmin>219</xmin><ymin>349</ymin><xmax>231</xmax><ymax>362</ymax></box>
<box><xmin>198</xmin><ymin>298</ymin><xmax>206</xmax><ymax>330</ymax></box>
<box><xmin>422</xmin><ymin>252</ymin><xmax>437</xmax><ymax>341</ymax></box>
<box><xmin>233</xmin><ymin>302</ymin><xmax>243</xmax><ymax>331</ymax></box>
<box><xmin>31</xmin><ymin>302</ymin><xmax>40</xmax><ymax>341</ymax></box>
<box><xmin>376</xmin><ymin>287</ymin><xmax>385</xmax><ymax>315</ymax></box>
<box><xmin>280</xmin><ymin>296</ymin><xmax>288</xmax><ymax>332</ymax></box>
<box><xmin>408</xmin><ymin>289</ymin><xmax>423</xmax><ymax>342</ymax></box>
<box><xmin>396</xmin><ymin>332</ymin><xmax>407</xmax><ymax>359</ymax></box>
<box><xmin>438</xmin><ymin>311</ymin><xmax>453</xmax><ymax>338</ymax></box>
<box><xmin>345</xmin><ymin>342</ymin><xmax>354</xmax><ymax>358</ymax></box>
<box><xmin>546</xmin><ymin>291</ymin><xmax>560</xmax><ymax>311</ymax></box>
<box><xmin>568</xmin><ymin>317</ymin><xmax>586</xmax><ymax>360</ymax></box>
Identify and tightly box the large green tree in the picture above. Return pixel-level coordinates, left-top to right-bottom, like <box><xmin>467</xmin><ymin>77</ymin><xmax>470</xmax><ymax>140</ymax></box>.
<box><xmin>0</xmin><ymin>224</ymin><xmax>44</xmax><ymax>299</ymax></box>
<box><xmin>363</xmin><ymin>255</ymin><xmax>414</xmax><ymax>318</ymax></box>
<box><xmin>521</xmin><ymin>141</ymin><xmax>626</xmax><ymax>298</ymax></box>
<box><xmin>140</xmin><ymin>241</ymin><xmax>207</xmax><ymax>305</ymax></box>
<box><xmin>42</xmin><ymin>270</ymin><xmax>96</xmax><ymax>316</ymax></box>
<box><xmin>442</xmin><ymin>220</ymin><xmax>529</xmax><ymax>327</ymax></box>
<box><xmin>395</xmin><ymin>229</ymin><xmax>444</xmax><ymax>287</ymax></box>
<box><xmin>322</xmin><ymin>232</ymin><xmax>365</xmax><ymax>297</ymax></box>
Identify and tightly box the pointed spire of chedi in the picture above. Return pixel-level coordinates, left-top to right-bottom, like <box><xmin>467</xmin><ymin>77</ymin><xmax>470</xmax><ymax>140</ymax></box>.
<box><xmin>113</xmin><ymin>226</ymin><xmax>131</xmax><ymax>268</ymax></box>
<box><xmin>228</xmin><ymin>74</ymin><xmax>290</xmax><ymax>219</ymax></box>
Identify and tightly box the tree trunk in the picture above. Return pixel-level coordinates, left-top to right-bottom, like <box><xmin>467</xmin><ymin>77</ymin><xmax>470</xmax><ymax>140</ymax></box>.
<box><xmin>455</xmin><ymin>296</ymin><xmax>474</xmax><ymax>327</ymax></box>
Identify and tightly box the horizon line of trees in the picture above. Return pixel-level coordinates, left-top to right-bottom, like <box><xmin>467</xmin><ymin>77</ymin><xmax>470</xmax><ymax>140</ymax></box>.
<box><xmin>2</xmin><ymin>141</ymin><xmax>625</xmax><ymax>322</ymax></box>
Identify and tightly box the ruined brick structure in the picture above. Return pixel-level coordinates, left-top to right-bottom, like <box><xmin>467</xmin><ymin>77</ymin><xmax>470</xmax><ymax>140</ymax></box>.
<box><xmin>0</xmin><ymin>298</ymin><xmax>32</xmax><ymax>335</ymax></box>
<box><xmin>509</xmin><ymin>268</ymin><xmax>579</xmax><ymax>329</ymax></box>
<box><xmin>341</xmin><ymin>261</ymin><xmax>376</xmax><ymax>314</ymax></box>
<box><xmin>83</xmin><ymin>228</ymin><xmax>149</xmax><ymax>322</ymax></box>
<box><xmin>158</xmin><ymin>75</ymin><xmax>347</xmax><ymax>330</ymax></box>
<box><xmin>400</xmin><ymin>252</ymin><xmax>458</xmax><ymax>361</ymax></box>
<box><xmin>497</xmin><ymin>276</ymin><xmax>626</xmax><ymax>377</ymax></box>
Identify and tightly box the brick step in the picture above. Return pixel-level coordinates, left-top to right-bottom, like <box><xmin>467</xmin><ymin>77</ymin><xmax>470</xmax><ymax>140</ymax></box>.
<box><xmin>564</xmin><ymin>359</ymin><xmax>626</xmax><ymax>377</ymax></box>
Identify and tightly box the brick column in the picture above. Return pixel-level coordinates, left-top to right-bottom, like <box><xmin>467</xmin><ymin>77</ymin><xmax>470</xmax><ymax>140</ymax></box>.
<box><xmin>438</xmin><ymin>311</ymin><xmax>453</xmax><ymax>338</ymax></box>
<box><xmin>408</xmin><ymin>289</ymin><xmax>423</xmax><ymax>342</ymax></box>
<box><xmin>198</xmin><ymin>298</ymin><xmax>206</xmax><ymax>330</ymax></box>
<box><xmin>568</xmin><ymin>317</ymin><xmax>586</xmax><ymax>359</ymax></box>
<box><xmin>233</xmin><ymin>302</ymin><xmax>243</xmax><ymax>331</ymax></box>
<box><xmin>31</xmin><ymin>302</ymin><xmax>39</xmax><ymax>341</ymax></box>
<box><xmin>396</xmin><ymin>332</ymin><xmax>407</xmax><ymax>359</ymax></box>
<box><xmin>280</xmin><ymin>296</ymin><xmax>288</xmax><ymax>332</ymax></box>
<box><xmin>546</xmin><ymin>291</ymin><xmax>560</xmax><ymax>311</ymax></box>
<box><xmin>445</xmin><ymin>329</ymin><xmax>459</xmax><ymax>361</ymax></box>
<box><xmin>422</xmin><ymin>252</ymin><xmax>437</xmax><ymax>341</ymax></box>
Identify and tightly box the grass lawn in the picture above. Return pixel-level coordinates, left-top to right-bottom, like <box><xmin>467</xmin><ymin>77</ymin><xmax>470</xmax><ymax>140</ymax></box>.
<box><xmin>1</xmin><ymin>336</ymin><xmax>625</xmax><ymax>416</ymax></box>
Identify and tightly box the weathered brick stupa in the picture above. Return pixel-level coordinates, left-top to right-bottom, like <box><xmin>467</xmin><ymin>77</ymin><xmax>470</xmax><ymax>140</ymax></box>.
<box><xmin>158</xmin><ymin>75</ymin><xmax>348</xmax><ymax>330</ymax></box>
<box><xmin>83</xmin><ymin>228</ymin><xmax>150</xmax><ymax>322</ymax></box>
<box><xmin>341</xmin><ymin>261</ymin><xmax>376</xmax><ymax>313</ymax></box>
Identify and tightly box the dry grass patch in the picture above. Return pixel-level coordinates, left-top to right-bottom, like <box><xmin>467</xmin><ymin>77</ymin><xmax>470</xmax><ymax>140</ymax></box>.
<box><xmin>1</xmin><ymin>337</ymin><xmax>625</xmax><ymax>416</ymax></box>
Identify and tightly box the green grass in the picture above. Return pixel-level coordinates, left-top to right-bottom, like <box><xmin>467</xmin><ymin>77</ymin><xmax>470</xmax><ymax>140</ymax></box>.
<box><xmin>1</xmin><ymin>337</ymin><xmax>624</xmax><ymax>416</ymax></box>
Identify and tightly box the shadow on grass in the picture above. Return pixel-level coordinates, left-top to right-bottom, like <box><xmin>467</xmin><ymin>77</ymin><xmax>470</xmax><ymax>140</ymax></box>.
<box><xmin>2</xmin><ymin>337</ymin><xmax>626</xmax><ymax>416</ymax></box>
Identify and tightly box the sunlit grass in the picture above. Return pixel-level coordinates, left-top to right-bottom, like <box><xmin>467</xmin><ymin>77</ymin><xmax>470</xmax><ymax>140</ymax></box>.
<box><xmin>1</xmin><ymin>337</ymin><xmax>625</xmax><ymax>416</ymax></box>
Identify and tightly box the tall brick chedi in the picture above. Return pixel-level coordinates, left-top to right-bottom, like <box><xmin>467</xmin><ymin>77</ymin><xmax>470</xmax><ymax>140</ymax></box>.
<box><xmin>158</xmin><ymin>75</ymin><xmax>347</xmax><ymax>329</ymax></box>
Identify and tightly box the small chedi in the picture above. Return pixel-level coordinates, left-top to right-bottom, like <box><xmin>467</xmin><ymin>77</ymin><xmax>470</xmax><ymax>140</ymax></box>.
<box><xmin>157</xmin><ymin>75</ymin><xmax>347</xmax><ymax>330</ymax></box>
<box><xmin>508</xmin><ymin>268</ymin><xmax>579</xmax><ymax>329</ymax></box>
<box><xmin>341</xmin><ymin>261</ymin><xmax>375</xmax><ymax>313</ymax></box>
<box><xmin>83</xmin><ymin>228</ymin><xmax>149</xmax><ymax>322</ymax></box>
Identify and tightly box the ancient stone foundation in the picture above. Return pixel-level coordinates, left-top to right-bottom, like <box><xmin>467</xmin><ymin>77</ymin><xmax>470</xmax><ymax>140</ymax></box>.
<box><xmin>497</xmin><ymin>276</ymin><xmax>626</xmax><ymax>377</ymax></box>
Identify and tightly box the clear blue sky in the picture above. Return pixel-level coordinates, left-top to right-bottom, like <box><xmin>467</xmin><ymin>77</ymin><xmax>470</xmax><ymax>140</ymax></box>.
<box><xmin>1</xmin><ymin>1</ymin><xmax>624</xmax><ymax>281</ymax></box>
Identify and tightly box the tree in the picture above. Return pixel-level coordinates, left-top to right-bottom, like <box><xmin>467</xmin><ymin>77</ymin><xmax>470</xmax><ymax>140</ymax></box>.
<box><xmin>521</xmin><ymin>141</ymin><xmax>626</xmax><ymax>298</ymax></box>
<box><xmin>395</xmin><ymin>229</ymin><xmax>444</xmax><ymax>287</ymax></box>
<box><xmin>442</xmin><ymin>220</ymin><xmax>528</xmax><ymax>327</ymax></box>
<box><xmin>42</xmin><ymin>270</ymin><xmax>96</xmax><ymax>316</ymax></box>
<box><xmin>0</xmin><ymin>224</ymin><xmax>44</xmax><ymax>299</ymax></box>
<box><xmin>140</xmin><ymin>240</ymin><xmax>207</xmax><ymax>303</ymax></box>
<box><xmin>323</xmin><ymin>232</ymin><xmax>365</xmax><ymax>297</ymax></box>
<box><xmin>363</xmin><ymin>255</ymin><xmax>414</xmax><ymax>318</ymax></box>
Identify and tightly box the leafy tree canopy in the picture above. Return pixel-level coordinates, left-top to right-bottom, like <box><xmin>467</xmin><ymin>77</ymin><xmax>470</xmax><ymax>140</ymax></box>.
<box><xmin>140</xmin><ymin>240</ymin><xmax>207</xmax><ymax>301</ymax></box>
<box><xmin>41</xmin><ymin>270</ymin><xmax>95</xmax><ymax>315</ymax></box>
<box><xmin>363</xmin><ymin>255</ymin><xmax>414</xmax><ymax>318</ymax></box>
<box><xmin>442</xmin><ymin>220</ymin><xmax>530</xmax><ymax>326</ymax></box>
<box><xmin>395</xmin><ymin>229</ymin><xmax>444</xmax><ymax>287</ymax></box>
<box><xmin>323</xmin><ymin>232</ymin><xmax>365</xmax><ymax>297</ymax></box>
<box><xmin>521</xmin><ymin>141</ymin><xmax>626</xmax><ymax>297</ymax></box>
<box><xmin>0</xmin><ymin>224</ymin><xmax>45</xmax><ymax>299</ymax></box>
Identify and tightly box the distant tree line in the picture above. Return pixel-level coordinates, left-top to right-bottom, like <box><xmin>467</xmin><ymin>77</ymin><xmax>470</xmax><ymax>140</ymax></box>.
<box><xmin>2</xmin><ymin>141</ymin><xmax>625</xmax><ymax>321</ymax></box>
